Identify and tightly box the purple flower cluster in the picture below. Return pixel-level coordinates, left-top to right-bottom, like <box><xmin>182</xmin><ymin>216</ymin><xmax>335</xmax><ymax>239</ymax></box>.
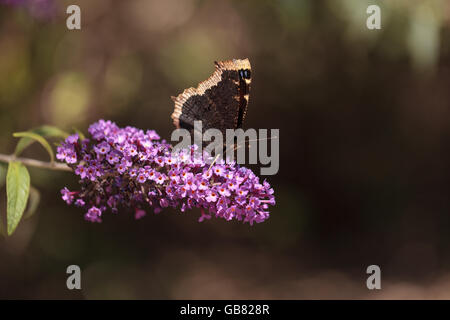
<box><xmin>58</xmin><ymin>120</ymin><xmax>275</xmax><ymax>225</ymax></box>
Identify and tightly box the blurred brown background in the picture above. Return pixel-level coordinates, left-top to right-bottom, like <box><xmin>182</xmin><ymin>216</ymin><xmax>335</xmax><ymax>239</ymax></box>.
<box><xmin>1</xmin><ymin>0</ymin><xmax>450</xmax><ymax>299</ymax></box>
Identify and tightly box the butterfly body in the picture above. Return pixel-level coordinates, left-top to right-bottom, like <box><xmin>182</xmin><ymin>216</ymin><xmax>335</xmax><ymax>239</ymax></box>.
<box><xmin>171</xmin><ymin>58</ymin><xmax>251</xmax><ymax>136</ymax></box>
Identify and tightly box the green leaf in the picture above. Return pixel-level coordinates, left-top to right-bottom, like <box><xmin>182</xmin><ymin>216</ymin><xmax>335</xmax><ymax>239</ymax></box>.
<box><xmin>24</xmin><ymin>186</ymin><xmax>40</xmax><ymax>219</ymax></box>
<box><xmin>14</xmin><ymin>125</ymin><xmax>69</xmax><ymax>157</ymax></box>
<box><xmin>13</xmin><ymin>132</ymin><xmax>55</xmax><ymax>163</ymax></box>
<box><xmin>6</xmin><ymin>161</ymin><xmax>30</xmax><ymax>236</ymax></box>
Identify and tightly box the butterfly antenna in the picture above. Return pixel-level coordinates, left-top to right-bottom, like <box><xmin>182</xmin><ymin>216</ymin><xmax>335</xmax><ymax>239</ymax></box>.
<box><xmin>227</xmin><ymin>135</ymin><xmax>279</xmax><ymax>153</ymax></box>
<box><xmin>246</xmin><ymin>135</ymin><xmax>279</xmax><ymax>143</ymax></box>
<box><xmin>207</xmin><ymin>154</ymin><xmax>221</xmax><ymax>171</ymax></box>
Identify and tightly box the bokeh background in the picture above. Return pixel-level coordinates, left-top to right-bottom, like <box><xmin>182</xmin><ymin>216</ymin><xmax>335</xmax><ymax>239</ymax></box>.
<box><xmin>1</xmin><ymin>0</ymin><xmax>450</xmax><ymax>299</ymax></box>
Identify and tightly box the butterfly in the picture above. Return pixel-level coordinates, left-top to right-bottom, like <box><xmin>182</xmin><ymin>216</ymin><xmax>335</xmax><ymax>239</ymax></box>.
<box><xmin>171</xmin><ymin>58</ymin><xmax>252</xmax><ymax>137</ymax></box>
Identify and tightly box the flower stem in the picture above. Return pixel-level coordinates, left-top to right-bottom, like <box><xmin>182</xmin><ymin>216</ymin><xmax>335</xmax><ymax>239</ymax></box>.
<box><xmin>0</xmin><ymin>153</ymin><xmax>72</xmax><ymax>172</ymax></box>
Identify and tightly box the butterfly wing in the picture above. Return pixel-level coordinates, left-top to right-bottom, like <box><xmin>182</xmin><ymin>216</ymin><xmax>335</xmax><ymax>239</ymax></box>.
<box><xmin>171</xmin><ymin>58</ymin><xmax>251</xmax><ymax>136</ymax></box>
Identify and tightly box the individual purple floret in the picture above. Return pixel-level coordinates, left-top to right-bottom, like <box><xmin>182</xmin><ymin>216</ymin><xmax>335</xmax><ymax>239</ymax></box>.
<box><xmin>58</xmin><ymin>120</ymin><xmax>275</xmax><ymax>225</ymax></box>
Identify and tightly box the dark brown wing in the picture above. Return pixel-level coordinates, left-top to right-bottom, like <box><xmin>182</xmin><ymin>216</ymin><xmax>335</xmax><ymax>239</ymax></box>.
<box><xmin>171</xmin><ymin>58</ymin><xmax>251</xmax><ymax>136</ymax></box>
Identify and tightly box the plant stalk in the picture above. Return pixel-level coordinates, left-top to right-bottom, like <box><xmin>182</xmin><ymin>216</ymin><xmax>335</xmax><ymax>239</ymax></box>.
<box><xmin>0</xmin><ymin>153</ymin><xmax>72</xmax><ymax>172</ymax></box>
